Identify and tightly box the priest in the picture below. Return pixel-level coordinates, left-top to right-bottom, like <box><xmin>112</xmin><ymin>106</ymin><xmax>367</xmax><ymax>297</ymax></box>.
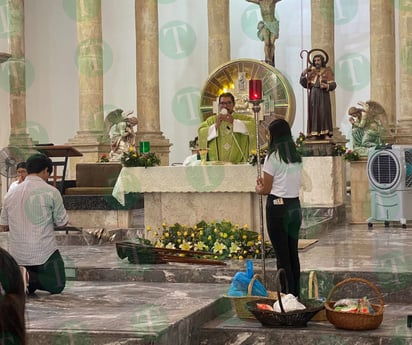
<box><xmin>198</xmin><ymin>92</ymin><xmax>256</xmax><ymax>164</ymax></box>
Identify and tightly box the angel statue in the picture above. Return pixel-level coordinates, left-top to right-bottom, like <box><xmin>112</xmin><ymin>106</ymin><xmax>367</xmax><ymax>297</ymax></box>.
<box><xmin>348</xmin><ymin>101</ymin><xmax>387</xmax><ymax>155</ymax></box>
<box><xmin>104</xmin><ymin>108</ymin><xmax>138</xmax><ymax>161</ymax></box>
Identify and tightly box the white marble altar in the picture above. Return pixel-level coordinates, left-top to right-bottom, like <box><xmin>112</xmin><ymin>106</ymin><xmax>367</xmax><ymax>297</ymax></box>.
<box><xmin>112</xmin><ymin>157</ymin><xmax>346</xmax><ymax>236</ymax></box>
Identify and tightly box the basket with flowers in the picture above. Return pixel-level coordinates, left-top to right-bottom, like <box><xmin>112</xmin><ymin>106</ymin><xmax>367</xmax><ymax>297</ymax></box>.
<box><xmin>121</xmin><ymin>146</ymin><xmax>160</xmax><ymax>167</ymax></box>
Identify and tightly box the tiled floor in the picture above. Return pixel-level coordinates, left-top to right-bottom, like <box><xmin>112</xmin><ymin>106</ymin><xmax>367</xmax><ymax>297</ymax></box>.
<box><xmin>1</xmin><ymin>214</ymin><xmax>411</xmax><ymax>344</ymax></box>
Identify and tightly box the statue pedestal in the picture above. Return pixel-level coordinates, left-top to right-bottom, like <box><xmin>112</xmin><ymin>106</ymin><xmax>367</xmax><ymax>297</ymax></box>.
<box><xmin>349</xmin><ymin>158</ymin><xmax>371</xmax><ymax>223</ymax></box>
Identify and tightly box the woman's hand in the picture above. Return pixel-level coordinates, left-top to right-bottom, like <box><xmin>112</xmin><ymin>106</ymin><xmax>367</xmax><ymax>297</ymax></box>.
<box><xmin>255</xmin><ymin>177</ymin><xmax>264</xmax><ymax>194</ymax></box>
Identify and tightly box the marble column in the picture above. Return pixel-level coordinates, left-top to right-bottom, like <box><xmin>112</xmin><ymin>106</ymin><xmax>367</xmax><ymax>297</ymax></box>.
<box><xmin>370</xmin><ymin>0</ymin><xmax>396</xmax><ymax>141</ymax></box>
<box><xmin>395</xmin><ymin>0</ymin><xmax>412</xmax><ymax>144</ymax></box>
<box><xmin>207</xmin><ymin>0</ymin><xmax>230</xmax><ymax>73</ymax></box>
<box><xmin>68</xmin><ymin>0</ymin><xmax>108</xmax><ymax>165</ymax></box>
<box><xmin>135</xmin><ymin>0</ymin><xmax>170</xmax><ymax>165</ymax></box>
<box><xmin>8</xmin><ymin>0</ymin><xmax>32</xmax><ymax>147</ymax></box>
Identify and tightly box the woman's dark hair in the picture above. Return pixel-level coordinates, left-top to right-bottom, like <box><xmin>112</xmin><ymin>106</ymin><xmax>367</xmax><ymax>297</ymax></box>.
<box><xmin>267</xmin><ymin>119</ymin><xmax>302</xmax><ymax>164</ymax></box>
<box><xmin>26</xmin><ymin>153</ymin><xmax>53</xmax><ymax>175</ymax></box>
<box><xmin>0</xmin><ymin>248</ymin><xmax>26</xmax><ymax>345</ymax></box>
<box><xmin>16</xmin><ymin>162</ymin><xmax>26</xmax><ymax>170</ymax></box>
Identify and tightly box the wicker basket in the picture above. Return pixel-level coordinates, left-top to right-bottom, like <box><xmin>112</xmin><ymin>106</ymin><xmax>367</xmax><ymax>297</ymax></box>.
<box><xmin>325</xmin><ymin>277</ymin><xmax>384</xmax><ymax>330</ymax></box>
<box><xmin>229</xmin><ymin>274</ymin><xmax>278</xmax><ymax>320</ymax></box>
<box><xmin>246</xmin><ymin>269</ymin><xmax>324</xmax><ymax>327</ymax></box>
<box><xmin>307</xmin><ymin>271</ymin><xmax>327</xmax><ymax>321</ymax></box>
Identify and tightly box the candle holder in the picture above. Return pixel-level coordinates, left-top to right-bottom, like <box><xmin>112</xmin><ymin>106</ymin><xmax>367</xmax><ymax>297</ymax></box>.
<box><xmin>248</xmin><ymin>79</ymin><xmax>266</xmax><ymax>284</ymax></box>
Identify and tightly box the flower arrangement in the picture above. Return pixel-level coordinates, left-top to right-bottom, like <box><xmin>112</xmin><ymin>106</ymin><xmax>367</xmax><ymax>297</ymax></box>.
<box><xmin>121</xmin><ymin>146</ymin><xmax>161</xmax><ymax>167</ymax></box>
<box><xmin>248</xmin><ymin>148</ymin><xmax>267</xmax><ymax>166</ymax></box>
<box><xmin>342</xmin><ymin>149</ymin><xmax>360</xmax><ymax>161</ymax></box>
<box><xmin>333</xmin><ymin>144</ymin><xmax>347</xmax><ymax>156</ymax></box>
<box><xmin>295</xmin><ymin>132</ymin><xmax>307</xmax><ymax>155</ymax></box>
<box><xmin>149</xmin><ymin>220</ymin><xmax>275</xmax><ymax>260</ymax></box>
<box><xmin>98</xmin><ymin>153</ymin><xmax>110</xmax><ymax>163</ymax></box>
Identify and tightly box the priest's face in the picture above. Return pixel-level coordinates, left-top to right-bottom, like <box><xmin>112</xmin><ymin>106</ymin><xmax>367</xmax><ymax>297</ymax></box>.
<box><xmin>219</xmin><ymin>96</ymin><xmax>235</xmax><ymax>114</ymax></box>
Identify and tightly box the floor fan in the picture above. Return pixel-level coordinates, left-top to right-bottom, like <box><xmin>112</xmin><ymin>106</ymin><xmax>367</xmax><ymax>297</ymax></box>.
<box><xmin>0</xmin><ymin>146</ymin><xmax>27</xmax><ymax>190</ymax></box>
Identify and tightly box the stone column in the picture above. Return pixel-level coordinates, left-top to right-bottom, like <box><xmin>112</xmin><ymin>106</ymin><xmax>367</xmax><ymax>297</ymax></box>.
<box><xmin>135</xmin><ymin>0</ymin><xmax>170</xmax><ymax>165</ymax></box>
<box><xmin>207</xmin><ymin>0</ymin><xmax>230</xmax><ymax>73</ymax></box>
<box><xmin>68</xmin><ymin>0</ymin><xmax>107</xmax><ymax>164</ymax></box>
<box><xmin>310</xmin><ymin>0</ymin><xmax>336</xmax><ymax>129</ymax></box>
<box><xmin>395</xmin><ymin>0</ymin><xmax>412</xmax><ymax>144</ymax></box>
<box><xmin>8</xmin><ymin>0</ymin><xmax>32</xmax><ymax>147</ymax></box>
<box><xmin>370</xmin><ymin>0</ymin><xmax>396</xmax><ymax>141</ymax></box>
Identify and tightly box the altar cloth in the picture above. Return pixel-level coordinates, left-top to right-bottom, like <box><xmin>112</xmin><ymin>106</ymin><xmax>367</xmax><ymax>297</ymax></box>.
<box><xmin>112</xmin><ymin>164</ymin><xmax>257</xmax><ymax>205</ymax></box>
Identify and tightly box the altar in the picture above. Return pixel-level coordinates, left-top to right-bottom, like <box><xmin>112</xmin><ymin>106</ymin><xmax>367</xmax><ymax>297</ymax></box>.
<box><xmin>112</xmin><ymin>164</ymin><xmax>263</xmax><ymax>236</ymax></box>
<box><xmin>112</xmin><ymin>156</ymin><xmax>346</xmax><ymax>238</ymax></box>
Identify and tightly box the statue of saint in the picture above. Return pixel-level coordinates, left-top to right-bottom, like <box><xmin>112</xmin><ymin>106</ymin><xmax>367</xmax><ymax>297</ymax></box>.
<box><xmin>246</xmin><ymin>0</ymin><xmax>282</xmax><ymax>66</ymax></box>
<box><xmin>104</xmin><ymin>109</ymin><xmax>138</xmax><ymax>161</ymax></box>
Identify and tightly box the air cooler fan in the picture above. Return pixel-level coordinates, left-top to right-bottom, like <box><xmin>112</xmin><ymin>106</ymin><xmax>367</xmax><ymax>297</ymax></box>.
<box><xmin>0</xmin><ymin>146</ymin><xmax>28</xmax><ymax>190</ymax></box>
<box><xmin>366</xmin><ymin>145</ymin><xmax>412</xmax><ymax>228</ymax></box>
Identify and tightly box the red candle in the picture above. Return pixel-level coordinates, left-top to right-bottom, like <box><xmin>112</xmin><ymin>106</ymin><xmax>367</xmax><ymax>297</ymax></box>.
<box><xmin>249</xmin><ymin>79</ymin><xmax>262</xmax><ymax>101</ymax></box>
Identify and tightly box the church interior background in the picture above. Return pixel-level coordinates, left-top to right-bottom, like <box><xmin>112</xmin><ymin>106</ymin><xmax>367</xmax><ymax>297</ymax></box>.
<box><xmin>0</xmin><ymin>0</ymin><xmax>411</xmax><ymax>196</ymax></box>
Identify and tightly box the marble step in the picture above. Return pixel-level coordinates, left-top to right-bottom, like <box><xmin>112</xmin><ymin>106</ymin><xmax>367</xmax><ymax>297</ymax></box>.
<box><xmin>197</xmin><ymin>304</ymin><xmax>412</xmax><ymax>345</ymax></box>
<box><xmin>26</xmin><ymin>281</ymin><xmax>231</xmax><ymax>345</ymax></box>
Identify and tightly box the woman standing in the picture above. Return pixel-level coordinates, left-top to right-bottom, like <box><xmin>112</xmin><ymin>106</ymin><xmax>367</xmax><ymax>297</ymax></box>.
<box><xmin>255</xmin><ymin>119</ymin><xmax>302</xmax><ymax>297</ymax></box>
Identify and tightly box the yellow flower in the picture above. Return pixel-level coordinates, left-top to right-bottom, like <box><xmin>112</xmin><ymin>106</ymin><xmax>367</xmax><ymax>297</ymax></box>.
<box><xmin>179</xmin><ymin>240</ymin><xmax>192</xmax><ymax>251</ymax></box>
<box><xmin>162</xmin><ymin>222</ymin><xmax>167</xmax><ymax>228</ymax></box>
<box><xmin>153</xmin><ymin>231</ymin><xmax>158</xmax><ymax>237</ymax></box>
<box><xmin>177</xmin><ymin>239</ymin><xmax>181</xmax><ymax>243</ymax></box>
<box><xmin>154</xmin><ymin>240</ymin><xmax>164</xmax><ymax>248</ymax></box>
<box><xmin>129</xmin><ymin>146</ymin><xmax>135</xmax><ymax>152</ymax></box>
<box><xmin>243</xmin><ymin>224</ymin><xmax>249</xmax><ymax>229</ymax></box>
<box><xmin>239</xmin><ymin>255</ymin><xmax>244</xmax><ymax>260</ymax></box>
<box><xmin>146</xmin><ymin>226</ymin><xmax>152</xmax><ymax>231</ymax></box>
<box><xmin>242</xmin><ymin>235</ymin><xmax>247</xmax><ymax>240</ymax></box>
<box><xmin>164</xmin><ymin>232</ymin><xmax>170</xmax><ymax>238</ymax></box>
<box><xmin>229</xmin><ymin>243</ymin><xmax>241</xmax><ymax>253</ymax></box>
<box><xmin>183</xmin><ymin>231</ymin><xmax>188</xmax><ymax>236</ymax></box>
<box><xmin>251</xmin><ymin>149</ymin><xmax>257</xmax><ymax>155</ymax></box>
<box><xmin>199</xmin><ymin>230</ymin><xmax>204</xmax><ymax>236</ymax></box>
<box><xmin>212</xmin><ymin>241</ymin><xmax>227</xmax><ymax>254</ymax></box>
<box><xmin>208</xmin><ymin>235</ymin><xmax>212</xmax><ymax>241</ymax></box>
<box><xmin>194</xmin><ymin>241</ymin><xmax>206</xmax><ymax>251</ymax></box>
<box><xmin>165</xmin><ymin>242</ymin><xmax>176</xmax><ymax>249</ymax></box>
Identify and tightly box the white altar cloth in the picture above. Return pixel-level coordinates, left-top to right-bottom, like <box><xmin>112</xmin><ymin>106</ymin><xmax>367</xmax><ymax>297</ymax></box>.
<box><xmin>112</xmin><ymin>164</ymin><xmax>257</xmax><ymax>206</ymax></box>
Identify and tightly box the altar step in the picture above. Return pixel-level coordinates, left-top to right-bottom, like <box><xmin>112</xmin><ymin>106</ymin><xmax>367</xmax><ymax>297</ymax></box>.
<box><xmin>198</xmin><ymin>303</ymin><xmax>412</xmax><ymax>345</ymax></box>
<box><xmin>20</xmin><ymin>220</ymin><xmax>412</xmax><ymax>345</ymax></box>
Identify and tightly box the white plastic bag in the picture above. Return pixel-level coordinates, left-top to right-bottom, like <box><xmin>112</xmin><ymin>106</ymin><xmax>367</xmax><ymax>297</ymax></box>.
<box><xmin>273</xmin><ymin>294</ymin><xmax>306</xmax><ymax>312</ymax></box>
